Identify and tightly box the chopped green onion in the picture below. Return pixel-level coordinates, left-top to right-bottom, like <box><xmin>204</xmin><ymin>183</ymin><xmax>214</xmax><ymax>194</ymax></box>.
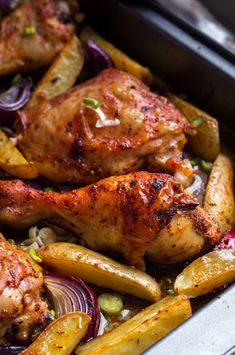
<box><xmin>166</xmin><ymin>289</ymin><xmax>175</xmax><ymax>296</ymax></box>
<box><xmin>11</xmin><ymin>0</ymin><xmax>28</xmax><ymax>9</ymax></box>
<box><xmin>29</xmin><ymin>248</ymin><xmax>42</xmax><ymax>263</ymax></box>
<box><xmin>11</xmin><ymin>73</ymin><xmax>22</xmax><ymax>86</ymax></box>
<box><xmin>98</xmin><ymin>293</ymin><xmax>123</xmax><ymax>316</ymax></box>
<box><xmin>23</xmin><ymin>26</ymin><xmax>36</xmax><ymax>36</ymax></box>
<box><xmin>67</xmin><ymin>236</ymin><xmax>77</xmax><ymax>243</ymax></box>
<box><xmin>8</xmin><ymin>239</ymin><xmax>15</xmax><ymax>245</ymax></box>
<box><xmin>190</xmin><ymin>158</ymin><xmax>200</xmax><ymax>167</ymax></box>
<box><xmin>83</xmin><ymin>97</ymin><xmax>99</xmax><ymax>110</ymax></box>
<box><xmin>201</xmin><ymin>160</ymin><xmax>213</xmax><ymax>173</ymax></box>
<box><xmin>44</xmin><ymin>186</ymin><xmax>54</xmax><ymax>192</ymax></box>
<box><xmin>191</xmin><ymin>115</ymin><xmax>204</xmax><ymax>127</ymax></box>
<box><xmin>50</xmin><ymin>309</ymin><xmax>56</xmax><ymax>317</ymax></box>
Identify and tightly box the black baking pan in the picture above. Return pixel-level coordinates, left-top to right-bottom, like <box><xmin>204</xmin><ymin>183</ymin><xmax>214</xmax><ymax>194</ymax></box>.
<box><xmin>81</xmin><ymin>1</ymin><xmax>235</xmax><ymax>353</ymax></box>
<box><xmin>82</xmin><ymin>0</ymin><xmax>235</xmax><ymax>130</ymax></box>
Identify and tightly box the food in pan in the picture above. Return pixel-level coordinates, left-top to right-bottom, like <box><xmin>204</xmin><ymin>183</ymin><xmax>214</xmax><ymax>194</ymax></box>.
<box><xmin>17</xmin><ymin>68</ymin><xmax>195</xmax><ymax>187</ymax></box>
<box><xmin>0</xmin><ymin>1</ymin><xmax>233</xmax><ymax>354</ymax></box>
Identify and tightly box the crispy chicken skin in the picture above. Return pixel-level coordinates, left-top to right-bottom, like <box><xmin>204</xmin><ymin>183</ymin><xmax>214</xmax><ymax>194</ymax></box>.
<box><xmin>0</xmin><ymin>0</ymin><xmax>74</xmax><ymax>76</ymax></box>
<box><xmin>0</xmin><ymin>172</ymin><xmax>220</xmax><ymax>268</ymax></box>
<box><xmin>17</xmin><ymin>68</ymin><xmax>195</xmax><ymax>186</ymax></box>
<box><xmin>0</xmin><ymin>234</ymin><xmax>49</xmax><ymax>344</ymax></box>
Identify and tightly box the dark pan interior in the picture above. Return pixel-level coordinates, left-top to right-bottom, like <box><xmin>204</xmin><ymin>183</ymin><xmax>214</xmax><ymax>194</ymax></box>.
<box><xmin>82</xmin><ymin>0</ymin><xmax>235</xmax><ymax>353</ymax></box>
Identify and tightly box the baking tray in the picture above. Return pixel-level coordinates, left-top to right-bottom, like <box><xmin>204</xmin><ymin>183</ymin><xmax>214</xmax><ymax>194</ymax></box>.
<box><xmin>81</xmin><ymin>1</ymin><xmax>235</xmax><ymax>353</ymax></box>
<box><xmin>82</xmin><ymin>0</ymin><xmax>235</xmax><ymax>130</ymax></box>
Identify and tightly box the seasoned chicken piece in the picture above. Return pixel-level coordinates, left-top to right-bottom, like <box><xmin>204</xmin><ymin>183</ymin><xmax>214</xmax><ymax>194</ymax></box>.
<box><xmin>17</xmin><ymin>69</ymin><xmax>195</xmax><ymax>186</ymax></box>
<box><xmin>0</xmin><ymin>172</ymin><xmax>220</xmax><ymax>269</ymax></box>
<box><xmin>0</xmin><ymin>235</ymin><xmax>49</xmax><ymax>344</ymax></box>
<box><xmin>0</xmin><ymin>0</ymin><xmax>74</xmax><ymax>76</ymax></box>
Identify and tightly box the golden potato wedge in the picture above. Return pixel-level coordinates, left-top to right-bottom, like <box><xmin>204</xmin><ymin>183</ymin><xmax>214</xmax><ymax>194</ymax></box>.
<box><xmin>27</xmin><ymin>35</ymin><xmax>84</xmax><ymax>108</ymax></box>
<box><xmin>174</xmin><ymin>250</ymin><xmax>235</xmax><ymax>298</ymax></box>
<box><xmin>0</xmin><ymin>130</ymin><xmax>38</xmax><ymax>179</ymax></box>
<box><xmin>204</xmin><ymin>153</ymin><xmax>235</xmax><ymax>232</ymax></box>
<box><xmin>38</xmin><ymin>243</ymin><xmax>161</xmax><ymax>302</ymax></box>
<box><xmin>76</xmin><ymin>295</ymin><xmax>191</xmax><ymax>355</ymax></box>
<box><xmin>20</xmin><ymin>312</ymin><xmax>90</xmax><ymax>355</ymax></box>
<box><xmin>80</xmin><ymin>26</ymin><xmax>152</xmax><ymax>85</ymax></box>
<box><xmin>167</xmin><ymin>92</ymin><xmax>220</xmax><ymax>161</ymax></box>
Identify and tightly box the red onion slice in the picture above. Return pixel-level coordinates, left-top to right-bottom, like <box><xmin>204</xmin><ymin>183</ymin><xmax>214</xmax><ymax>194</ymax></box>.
<box><xmin>44</xmin><ymin>273</ymin><xmax>100</xmax><ymax>342</ymax></box>
<box><xmin>82</xmin><ymin>39</ymin><xmax>113</xmax><ymax>78</ymax></box>
<box><xmin>216</xmin><ymin>230</ymin><xmax>235</xmax><ymax>250</ymax></box>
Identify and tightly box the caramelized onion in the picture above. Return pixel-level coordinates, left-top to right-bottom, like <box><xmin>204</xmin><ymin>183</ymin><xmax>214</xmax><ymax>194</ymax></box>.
<box><xmin>44</xmin><ymin>273</ymin><xmax>100</xmax><ymax>342</ymax></box>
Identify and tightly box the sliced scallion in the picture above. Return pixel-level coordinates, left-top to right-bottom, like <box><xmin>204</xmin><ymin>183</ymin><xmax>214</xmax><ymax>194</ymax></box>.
<box><xmin>29</xmin><ymin>248</ymin><xmax>42</xmax><ymax>263</ymax></box>
<box><xmin>191</xmin><ymin>115</ymin><xmax>204</xmax><ymax>127</ymax></box>
<box><xmin>83</xmin><ymin>97</ymin><xmax>99</xmax><ymax>110</ymax></box>
<box><xmin>98</xmin><ymin>293</ymin><xmax>123</xmax><ymax>316</ymax></box>
<box><xmin>23</xmin><ymin>26</ymin><xmax>36</xmax><ymax>36</ymax></box>
<box><xmin>201</xmin><ymin>160</ymin><xmax>213</xmax><ymax>173</ymax></box>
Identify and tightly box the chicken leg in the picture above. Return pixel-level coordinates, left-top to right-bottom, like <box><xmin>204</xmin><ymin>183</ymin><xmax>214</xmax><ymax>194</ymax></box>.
<box><xmin>0</xmin><ymin>0</ymin><xmax>74</xmax><ymax>76</ymax></box>
<box><xmin>17</xmin><ymin>68</ymin><xmax>195</xmax><ymax>186</ymax></box>
<box><xmin>0</xmin><ymin>172</ymin><xmax>220</xmax><ymax>268</ymax></box>
<box><xmin>0</xmin><ymin>235</ymin><xmax>49</xmax><ymax>344</ymax></box>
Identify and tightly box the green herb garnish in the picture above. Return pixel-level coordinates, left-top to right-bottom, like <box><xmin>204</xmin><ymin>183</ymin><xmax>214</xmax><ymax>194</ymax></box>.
<box><xmin>191</xmin><ymin>115</ymin><xmax>204</xmax><ymax>127</ymax></box>
<box><xmin>8</xmin><ymin>239</ymin><xmax>15</xmax><ymax>245</ymax></box>
<box><xmin>83</xmin><ymin>97</ymin><xmax>99</xmax><ymax>110</ymax></box>
<box><xmin>50</xmin><ymin>309</ymin><xmax>56</xmax><ymax>317</ymax></box>
<box><xmin>23</xmin><ymin>26</ymin><xmax>36</xmax><ymax>36</ymax></box>
<box><xmin>44</xmin><ymin>186</ymin><xmax>54</xmax><ymax>192</ymax></box>
<box><xmin>166</xmin><ymin>289</ymin><xmax>176</xmax><ymax>296</ymax></box>
<box><xmin>201</xmin><ymin>160</ymin><xmax>213</xmax><ymax>173</ymax></box>
<box><xmin>98</xmin><ymin>293</ymin><xmax>123</xmax><ymax>316</ymax></box>
<box><xmin>11</xmin><ymin>0</ymin><xmax>28</xmax><ymax>10</ymax></box>
<box><xmin>11</xmin><ymin>73</ymin><xmax>21</xmax><ymax>86</ymax></box>
<box><xmin>29</xmin><ymin>248</ymin><xmax>42</xmax><ymax>263</ymax></box>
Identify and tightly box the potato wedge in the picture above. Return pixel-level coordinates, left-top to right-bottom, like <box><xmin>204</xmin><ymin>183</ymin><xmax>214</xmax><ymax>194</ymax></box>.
<box><xmin>167</xmin><ymin>92</ymin><xmax>220</xmax><ymax>161</ymax></box>
<box><xmin>204</xmin><ymin>153</ymin><xmax>235</xmax><ymax>232</ymax></box>
<box><xmin>38</xmin><ymin>243</ymin><xmax>161</xmax><ymax>302</ymax></box>
<box><xmin>27</xmin><ymin>35</ymin><xmax>84</xmax><ymax>108</ymax></box>
<box><xmin>20</xmin><ymin>312</ymin><xmax>90</xmax><ymax>355</ymax></box>
<box><xmin>174</xmin><ymin>250</ymin><xmax>235</xmax><ymax>298</ymax></box>
<box><xmin>0</xmin><ymin>130</ymin><xmax>38</xmax><ymax>179</ymax></box>
<box><xmin>80</xmin><ymin>26</ymin><xmax>152</xmax><ymax>85</ymax></box>
<box><xmin>76</xmin><ymin>295</ymin><xmax>191</xmax><ymax>355</ymax></box>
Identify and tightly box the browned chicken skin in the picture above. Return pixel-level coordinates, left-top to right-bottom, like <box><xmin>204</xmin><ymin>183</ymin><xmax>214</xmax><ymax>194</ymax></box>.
<box><xmin>17</xmin><ymin>69</ymin><xmax>195</xmax><ymax>186</ymax></box>
<box><xmin>0</xmin><ymin>0</ymin><xmax>74</xmax><ymax>76</ymax></box>
<box><xmin>0</xmin><ymin>172</ymin><xmax>220</xmax><ymax>269</ymax></box>
<box><xmin>0</xmin><ymin>235</ymin><xmax>49</xmax><ymax>344</ymax></box>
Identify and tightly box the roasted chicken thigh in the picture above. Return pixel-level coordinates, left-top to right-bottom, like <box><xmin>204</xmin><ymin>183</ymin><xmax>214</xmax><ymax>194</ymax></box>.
<box><xmin>0</xmin><ymin>235</ymin><xmax>49</xmax><ymax>344</ymax></box>
<box><xmin>17</xmin><ymin>68</ymin><xmax>195</xmax><ymax>186</ymax></box>
<box><xmin>0</xmin><ymin>172</ymin><xmax>220</xmax><ymax>269</ymax></box>
<box><xmin>0</xmin><ymin>0</ymin><xmax>74</xmax><ymax>76</ymax></box>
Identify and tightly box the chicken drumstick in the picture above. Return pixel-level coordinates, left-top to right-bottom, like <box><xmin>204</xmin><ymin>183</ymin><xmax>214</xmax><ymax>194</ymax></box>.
<box><xmin>0</xmin><ymin>172</ymin><xmax>220</xmax><ymax>269</ymax></box>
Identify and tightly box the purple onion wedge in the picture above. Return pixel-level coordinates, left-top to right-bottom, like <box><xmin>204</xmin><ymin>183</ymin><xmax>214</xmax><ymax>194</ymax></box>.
<box><xmin>44</xmin><ymin>273</ymin><xmax>100</xmax><ymax>342</ymax></box>
<box><xmin>82</xmin><ymin>39</ymin><xmax>113</xmax><ymax>77</ymax></box>
<box><xmin>0</xmin><ymin>0</ymin><xmax>20</xmax><ymax>13</ymax></box>
<box><xmin>0</xmin><ymin>76</ymin><xmax>32</xmax><ymax>125</ymax></box>
<box><xmin>0</xmin><ymin>346</ymin><xmax>26</xmax><ymax>354</ymax></box>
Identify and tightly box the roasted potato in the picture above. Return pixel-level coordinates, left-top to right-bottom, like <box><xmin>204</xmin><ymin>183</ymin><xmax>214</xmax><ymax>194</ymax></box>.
<box><xmin>0</xmin><ymin>130</ymin><xmax>38</xmax><ymax>179</ymax></box>
<box><xmin>167</xmin><ymin>92</ymin><xmax>220</xmax><ymax>161</ymax></box>
<box><xmin>174</xmin><ymin>250</ymin><xmax>235</xmax><ymax>298</ymax></box>
<box><xmin>204</xmin><ymin>153</ymin><xmax>235</xmax><ymax>233</ymax></box>
<box><xmin>27</xmin><ymin>35</ymin><xmax>84</xmax><ymax>108</ymax></box>
<box><xmin>76</xmin><ymin>295</ymin><xmax>191</xmax><ymax>355</ymax></box>
<box><xmin>38</xmin><ymin>243</ymin><xmax>161</xmax><ymax>302</ymax></box>
<box><xmin>20</xmin><ymin>312</ymin><xmax>90</xmax><ymax>355</ymax></box>
<box><xmin>80</xmin><ymin>26</ymin><xmax>152</xmax><ymax>85</ymax></box>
